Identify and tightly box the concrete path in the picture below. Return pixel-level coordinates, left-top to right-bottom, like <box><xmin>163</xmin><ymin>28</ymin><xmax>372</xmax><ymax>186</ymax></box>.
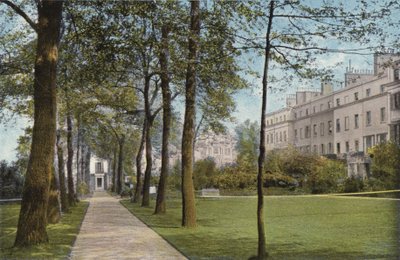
<box><xmin>70</xmin><ymin>192</ymin><xmax>186</xmax><ymax>260</ymax></box>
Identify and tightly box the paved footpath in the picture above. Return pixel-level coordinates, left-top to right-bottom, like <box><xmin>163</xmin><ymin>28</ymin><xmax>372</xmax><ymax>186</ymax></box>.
<box><xmin>70</xmin><ymin>192</ymin><xmax>186</xmax><ymax>260</ymax></box>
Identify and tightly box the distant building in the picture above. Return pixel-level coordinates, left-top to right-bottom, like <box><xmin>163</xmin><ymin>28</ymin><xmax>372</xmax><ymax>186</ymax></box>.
<box><xmin>194</xmin><ymin>132</ymin><xmax>237</xmax><ymax>167</ymax></box>
<box><xmin>265</xmin><ymin>52</ymin><xmax>400</xmax><ymax>178</ymax></box>
<box><xmin>89</xmin><ymin>155</ymin><xmax>111</xmax><ymax>192</ymax></box>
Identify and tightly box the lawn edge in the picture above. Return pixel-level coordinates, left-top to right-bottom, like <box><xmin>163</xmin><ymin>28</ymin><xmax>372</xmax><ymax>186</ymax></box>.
<box><xmin>119</xmin><ymin>199</ymin><xmax>190</xmax><ymax>260</ymax></box>
<box><xmin>67</xmin><ymin>201</ymin><xmax>90</xmax><ymax>259</ymax></box>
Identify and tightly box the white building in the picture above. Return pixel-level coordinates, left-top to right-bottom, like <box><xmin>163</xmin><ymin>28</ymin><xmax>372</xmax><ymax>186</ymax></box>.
<box><xmin>88</xmin><ymin>154</ymin><xmax>111</xmax><ymax>191</ymax></box>
<box><xmin>266</xmin><ymin>52</ymin><xmax>400</xmax><ymax>159</ymax></box>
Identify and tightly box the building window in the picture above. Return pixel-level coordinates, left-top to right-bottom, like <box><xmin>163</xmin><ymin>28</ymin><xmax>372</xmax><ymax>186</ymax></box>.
<box><xmin>280</xmin><ymin>116</ymin><xmax>282</xmax><ymax>122</ymax></box>
<box><xmin>279</xmin><ymin>132</ymin><xmax>282</xmax><ymax>142</ymax></box>
<box><xmin>354</xmin><ymin>114</ymin><xmax>359</xmax><ymax>129</ymax></box>
<box><xmin>345</xmin><ymin>116</ymin><xmax>349</xmax><ymax>130</ymax></box>
<box><xmin>355</xmin><ymin>140</ymin><xmax>359</xmax><ymax>152</ymax></box>
<box><xmin>313</xmin><ymin>124</ymin><xmax>317</xmax><ymax>136</ymax></box>
<box><xmin>320</xmin><ymin>104</ymin><xmax>324</xmax><ymax>111</ymax></box>
<box><xmin>95</xmin><ymin>162</ymin><xmax>103</xmax><ymax>173</ymax></box>
<box><xmin>336</xmin><ymin>118</ymin><xmax>341</xmax><ymax>132</ymax></box>
<box><xmin>366</xmin><ymin>111</ymin><xmax>371</xmax><ymax>126</ymax></box>
<box><xmin>300</xmin><ymin>128</ymin><xmax>303</xmax><ymax>139</ymax></box>
<box><xmin>377</xmin><ymin>133</ymin><xmax>387</xmax><ymax>143</ymax></box>
<box><xmin>320</xmin><ymin>122</ymin><xmax>324</xmax><ymax>136</ymax></box>
<box><xmin>284</xmin><ymin>131</ymin><xmax>287</xmax><ymax>142</ymax></box>
<box><xmin>380</xmin><ymin>85</ymin><xmax>385</xmax><ymax>94</ymax></box>
<box><xmin>366</xmin><ymin>88</ymin><xmax>371</xmax><ymax>97</ymax></box>
<box><xmin>336</xmin><ymin>98</ymin><xmax>340</xmax><ymax>106</ymax></box>
<box><xmin>294</xmin><ymin>129</ymin><xmax>298</xmax><ymax>140</ymax></box>
<box><xmin>276</xmin><ymin>133</ymin><xmax>278</xmax><ymax>143</ymax></box>
<box><xmin>328</xmin><ymin>121</ymin><xmax>333</xmax><ymax>134</ymax></box>
<box><xmin>354</xmin><ymin>92</ymin><xmax>359</xmax><ymax>101</ymax></box>
<box><xmin>345</xmin><ymin>141</ymin><xmax>350</xmax><ymax>153</ymax></box>
<box><xmin>294</xmin><ymin>112</ymin><xmax>297</xmax><ymax>119</ymax></box>
<box><xmin>214</xmin><ymin>147</ymin><xmax>219</xmax><ymax>154</ymax></box>
<box><xmin>313</xmin><ymin>145</ymin><xmax>317</xmax><ymax>153</ymax></box>
<box><xmin>344</xmin><ymin>96</ymin><xmax>349</xmax><ymax>104</ymax></box>
<box><xmin>270</xmin><ymin>134</ymin><xmax>273</xmax><ymax>143</ymax></box>
<box><xmin>394</xmin><ymin>92</ymin><xmax>400</xmax><ymax>110</ymax></box>
<box><xmin>328</xmin><ymin>143</ymin><xmax>333</xmax><ymax>153</ymax></box>
<box><xmin>380</xmin><ymin>107</ymin><xmax>386</xmax><ymax>122</ymax></box>
<box><xmin>336</xmin><ymin>142</ymin><xmax>341</xmax><ymax>154</ymax></box>
<box><xmin>313</xmin><ymin>106</ymin><xmax>316</xmax><ymax>113</ymax></box>
<box><xmin>364</xmin><ymin>135</ymin><xmax>375</xmax><ymax>149</ymax></box>
<box><xmin>284</xmin><ymin>115</ymin><xmax>286</xmax><ymax>121</ymax></box>
<box><xmin>305</xmin><ymin>126</ymin><xmax>310</xmax><ymax>138</ymax></box>
<box><xmin>300</xmin><ymin>111</ymin><xmax>303</xmax><ymax>117</ymax></box>
<box><xmin>225</xmin><ymin>148</ymin><xmax>230</xmax><ymax>155</ymax></box>
<box><xmin>321</xmin><ymin>144</ymin><xmax>325</xmax><ymax>154</ymax></box>
<box><xmin>328</xmin><ymin>101</ymin><xmax>332</xmax><ymax>109</ymax></box>
<box><xmin>395</xmin><ymin>69</ymin><xmax>399</xmax><ymax>80</ymax></box>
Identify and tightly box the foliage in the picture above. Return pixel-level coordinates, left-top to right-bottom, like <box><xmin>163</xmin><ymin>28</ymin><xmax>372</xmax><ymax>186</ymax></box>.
<box><xmin>343</xmin><ymin>177</ymin><xmax>365</xmax><ymax>193</ymax></box>
<box><xmin>77</xmin><ymin>182</ymin><xmax>90</xmax><ymax>196</ymax></box>
<box><xmin>235</xmin><ymin>120</ymin><xmax>259</xmax><ymax>173</ymax></box>
<box><xmin>0</xmin><ymin>161</ymin><xmax>24</xmax><ymax>199</ymax></box>
<box><xmin>368</xmin><ymin>142</ymin><xmax>400</xmax><ymax>189</ymax></box>
<box><xmin>121</xmin><ymin>196</ymin><xmax>399</xmax><ymax>259</ymax></box>
<box><xmin>306</xmin><ymin>158</ymin><xmax>347</xmax><ymax>194</ymax></box>
<box><xmin>193</xmin><ymin>158</ymin><xmax>217</xmax><ymax>190</ymax></box>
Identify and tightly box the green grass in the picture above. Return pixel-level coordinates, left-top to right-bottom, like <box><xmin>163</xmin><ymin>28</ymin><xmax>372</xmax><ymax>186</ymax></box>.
<box><xmin>0</xmin><ymin>202</ymin><xmax>89</xmax><ymax>259</ymax></box>
<box><xmin>121</xmin><ymin>196</ymin><xmax>400</xmax><ymax>259</ymax></box>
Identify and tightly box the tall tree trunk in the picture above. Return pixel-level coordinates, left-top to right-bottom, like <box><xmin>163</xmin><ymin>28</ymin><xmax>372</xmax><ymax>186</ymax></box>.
<box><xmin>76</xmin><ymin>115</ymin><xmax>81</xmax><ymax>191</ymax></box>
<box><xmin>66</xmin><ymin>112</ymin><xmax>75</xmax><ymax>205</ymax></box>
<box><xmin>112</xmin><ymin>145</ymin><xmax>117</xmax><ymax>193</ymax></box>
<box><xmin>116</xmin><ymin>135</ymin><xmax>125</xmax><ymax>195</ymax></box>
<box><xmin>133</xmin><ymin>119</ymin><xmax>146</xmax><ymax>203</ymax></box>
<box><xmin>257</xmin><ymin>1</ymin><xmax>274</xmax><ymax>259</ymax></box>
<box><xmin>142</xmin><ymin>76</ymin><xmax>153</xmax><ymax>207</ymax></box>
<box><xmin>181</xmin><ymin>0</ymin><xmax>200</xmax><ymax>228</ymax></box>
<box><xmin>56</xmin><ymin>130</ymin><xmax>69</xmax><ymax>212</ymax></box>
<box><xmin>85</xmin><ymin>147</ymin><xmax>91</xmax><ymax>189</ymax></box>
<box><xmin>155</xmin><ymin>25</ymin><xmax>171</xmax><ymax>214</ymax></box>
<box><xmin>14</xmin><ymin>0</ymin><xmax>63</xmax><ymax>247</ymax></box>
<box><xmin>47</xmin><ymin>167</ymin><xmax>61</xmax><ymax>224</ymax></box>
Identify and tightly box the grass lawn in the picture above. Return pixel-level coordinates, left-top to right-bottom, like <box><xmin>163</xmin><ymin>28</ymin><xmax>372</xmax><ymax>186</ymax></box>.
<box><xmin>0</xmin><ymin>201</ymin><xmax>89</xmax><ymax>259</ymax></box>
<box><xmin>121</xmin><ymin>196</ymin><xmax>400</xmax><ymax>259</ymax></box>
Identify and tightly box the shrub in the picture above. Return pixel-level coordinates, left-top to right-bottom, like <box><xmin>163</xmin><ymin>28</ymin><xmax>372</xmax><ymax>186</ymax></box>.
<box><xmin>343</xmin><ymin>177</ymin><xmax>364</xmax><ymax>193</ymax></box>
<box><xmin>306</xmin><ymin>158</ymin><xmax>346</xmax><ymax>194</ymax></box>
<box><xmin>77</xmin><ymin>182</ymin><xmax>90</xmax><ymax>195</ymax></box>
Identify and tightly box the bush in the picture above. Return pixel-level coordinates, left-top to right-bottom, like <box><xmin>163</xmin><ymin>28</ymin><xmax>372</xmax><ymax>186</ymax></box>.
<box><xmin>0</xmin><ymin>161</ymin><xmax>24</xmax><ymax>199</ymax></box>
<box><xmin>77</xmin><ymin>182</ymin><xmax>90</xmax><ymax>195</ymax></box>
<box><xmin>343</xmin><ymin>177</ymin><xmax>364</xmax><ymax>193</ymax></box>
<box><xmin>193</xmin><ymin>158</ymin><xmax>217</xmax><ymax>190</ymax></box>
<box><xmin>306</xmin><ymin>158</ymin><xmax>346</xmax><ymax>194</ymax></box>
<box><xmin>120</xmin><ymin>185</ymin><xmax>132</xmax><ymax>197</ymax></box>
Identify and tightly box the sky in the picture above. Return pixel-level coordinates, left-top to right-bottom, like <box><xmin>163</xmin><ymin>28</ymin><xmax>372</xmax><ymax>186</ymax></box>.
<box><xmin>0</xmin><ymin>0</ymin><xmax>397</xmax><ymax>162</ymax></box>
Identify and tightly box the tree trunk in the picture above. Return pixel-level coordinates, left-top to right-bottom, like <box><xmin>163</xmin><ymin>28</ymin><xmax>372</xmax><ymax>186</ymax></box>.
<box><xmin>14</xmin><ymin>1</ymin><xmax>63</xmax><ymax>247</ymax></box>
<box><xmin>133</xmin><ymin>119</ymin><xmax>146</xmax><ymax>203</ymax></box>
<box><xmin>257</xmin><ymin>1</ymin><xmax>274</xmax><ymax>259</ymax></box>
<box><xmin>142</xmin><ymin>75</ymin><xmax>154</xmax><ymax>207</ymax></box>
<box><xmin>56</xmin><ymin>130</ymin><xmax>69</xmax><ymax>212</ymax></box>
<box><xmin>66</xmin><ymin>112</ymin><xmax>75</xmax><ymax>205</ymax></box>
<box><xmin>85</xmin><ymin>147</ymin><xmax>91</xmax><ymax>189</ymax></box>
<box><xmin>155</xmin><ymin>25</ymin><xmax>171</xmax><ymax>214</ymax></box>
<box><xmin>181</xmin><ymin>0</ymin><xmax>200</xmax><ymax>228</ymax></box>
<box><xmin>112</xmin><ymin>145</ymin><xmax>117</xmax><ymax>193</ymax></box>
<box><xmin>116</xmin><ymin>135</ymin><xmax>125</xmax><ymax>195</ymax></box>
<box><xmin>76</xmin><ymin>115</ymin><xmax>81</xmax><ymax>191</ymax></box>
<box><xmin>47</xmin><ymin>167</ymin><xmax>61</xmax><ymax>224</ymax></box>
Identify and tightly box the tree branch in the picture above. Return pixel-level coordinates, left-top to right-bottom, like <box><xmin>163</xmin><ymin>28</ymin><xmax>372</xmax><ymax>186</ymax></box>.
<box><xmin>0</xmin><ymin>0</ymin><xmax>38</xmax><ymax>33</ymax></box>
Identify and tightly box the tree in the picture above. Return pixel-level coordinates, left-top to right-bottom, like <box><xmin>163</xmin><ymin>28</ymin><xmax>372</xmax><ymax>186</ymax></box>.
<box><xmin>0</xmin><ymin>0</ymin><xmax>65</xmax><ymax>247</ymax></box>
<box><xmin>235</xmin><ymin>120</ymin><xmax>260</xmax><ymax>173</ymax></box>
<box><xmin>56</xmin><ymin>130</ymin><xmax>69</xmax><ymax>212</ymax></box>
<box><xmin>368</xmin><ymin>142</ymin><xmax>400</xmax><ymax>189</ymax></box>
<box><xmin>181</xmin><ymin>0</ymin><xmax>200</xmax><ymax>228</ymax></box>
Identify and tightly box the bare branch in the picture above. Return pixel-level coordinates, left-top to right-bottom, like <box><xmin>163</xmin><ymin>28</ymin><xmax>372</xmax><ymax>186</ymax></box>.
<box><xmin>0</xmin><ymin>0</ymin><xmax>38</xmax><ymax>33</ymax></box>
